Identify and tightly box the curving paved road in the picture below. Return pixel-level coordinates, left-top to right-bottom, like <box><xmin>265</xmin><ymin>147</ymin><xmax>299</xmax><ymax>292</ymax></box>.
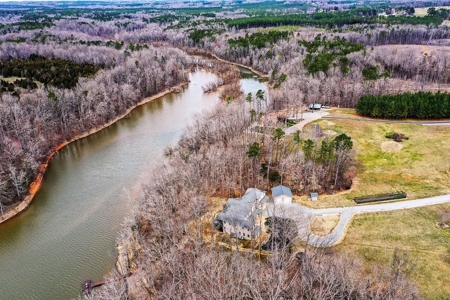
<box><xmin>262</xmin><ymin>113</ymin><xmax>450</xmax><ymax>246</ymax></box>
<box><xmin>284</xmin><ymin>111</ymin><xmax>329</xmax><ymax>134</ymax></box>
<box><xmin>264</xmin><ymin>194</ymin><xmax>450</xmax><ymax>247</ymax></box>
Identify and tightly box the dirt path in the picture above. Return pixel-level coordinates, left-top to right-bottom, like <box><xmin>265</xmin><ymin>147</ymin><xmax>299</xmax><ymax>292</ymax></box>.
<box><xmin>206</xmin><ymin>52</ymin><xmax>269</xmax><ymax>79</ymax></box>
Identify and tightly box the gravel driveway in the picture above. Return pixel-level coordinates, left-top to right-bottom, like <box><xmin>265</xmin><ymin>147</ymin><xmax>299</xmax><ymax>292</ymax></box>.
<box><xmin>263</xmin><ymin>194</ymin><xmax>450</xmax><ymax>247</ymax></box>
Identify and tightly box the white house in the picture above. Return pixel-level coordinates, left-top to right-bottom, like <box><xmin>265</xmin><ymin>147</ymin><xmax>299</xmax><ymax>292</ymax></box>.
<box><xmin>216</xmin><ymin>188</ymin><xmax>268</xmax><ymax>240</ymax></box>
<box><xmin>271</xmin><ymin>185</ymin><xmax>293</xmax><ymax>205</ymax></box>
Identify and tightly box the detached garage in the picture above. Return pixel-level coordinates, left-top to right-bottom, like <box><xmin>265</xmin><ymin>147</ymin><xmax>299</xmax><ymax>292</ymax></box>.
<box><xmin>271</xmin><ymin>185</ymin><xmax>293</xmax><ymax>205</ymax></box>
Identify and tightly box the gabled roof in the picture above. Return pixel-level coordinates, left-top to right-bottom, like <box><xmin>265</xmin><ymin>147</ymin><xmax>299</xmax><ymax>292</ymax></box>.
<box><xmin>242</xmin><ymin>188</ymin><xmax>265</xmax><ymax>202</ymax></box>
<box><xmin>217</xmin><ymin>203</ymin><xmax>256</xmax><ymax>229</ymax></box>
<box><xmin>259</xmin><ymin>195</ymin><xmax>269</xmax><ymax>205</ymax></box>
<box><xmin>271</xmin><ymin>185</ymin><xmax>293</xmax><ymax>198</ymax></box>
<box><xmin>216</xmin><ymin>188</ymin><xmax>265</xmax><ymax>231</ymax></box>
<box><xmin>224</xmin><ymin>188</ymin><xmax>265</xmax><ymax>208</ymax></box>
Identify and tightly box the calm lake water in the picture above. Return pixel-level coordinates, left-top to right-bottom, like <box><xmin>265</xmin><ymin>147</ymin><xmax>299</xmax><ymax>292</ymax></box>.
<box><xmin>0</xmin><ymin>67</ymin><xmax>267</xmax><ymax>299</ymax></box>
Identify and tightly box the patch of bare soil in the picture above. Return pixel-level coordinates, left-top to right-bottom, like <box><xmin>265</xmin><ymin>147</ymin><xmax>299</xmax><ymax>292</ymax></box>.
<box><xmin>310</xmin><ymin>215</ymin><xmax>340</xmax><ymax>236</ymax></box>
<box><xmin>436</xmin><ymin>222</ymin><xmax>449</xmax><ymax>229</ymax></box>
<box><xmin>381</xmin><ymin>141</ymin><xmax>403</xmax><ymax>153</ymax></box>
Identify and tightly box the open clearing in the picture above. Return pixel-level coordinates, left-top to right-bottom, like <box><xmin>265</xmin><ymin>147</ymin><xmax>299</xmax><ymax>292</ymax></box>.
<box><xmin>341</xmin><ymin>203</ymin><xmax>450</xmax><ymax>299</ymax></box>
<box><xmin>301</xmin><ymin>108</ymin><xmax>450</xmax><ymax>298</ymax></box>
<box><xmin>414</xmin><ymin>6</ymin><xmax>450</xmax><ymax>16</ymax></box>
<box><xmin>299</xmin><ymin>108</ymin><xmax>450</xmax><ymax>209</ymax></box>
<box><xmin>373</xmin><ymin>44</ymin><xmax>450</xmax><ymax>56</ymax></box>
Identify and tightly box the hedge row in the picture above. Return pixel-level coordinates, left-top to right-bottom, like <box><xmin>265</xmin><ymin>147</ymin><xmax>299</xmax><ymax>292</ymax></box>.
<box><xmin>354</xmin><ymin>192</ymin><xmax>407</xmax><ymax>204</ymax></box>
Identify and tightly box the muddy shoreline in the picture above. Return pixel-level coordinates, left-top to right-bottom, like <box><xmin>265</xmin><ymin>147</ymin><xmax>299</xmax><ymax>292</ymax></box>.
<box><xmin>0</xmin><ymin>82</ymin><xmax>188</xmax><ymax>225</ymax></box>
<box><xmin>183</xmin><ymin>47</ymin><xmax>269</xmax><ymax>79</ymax></box>
<box><xmin>0</xmin><ymin>50</ymin><xmax>262</xmax><ymax>228</ymax></box>
<box><xmin>113</xmin><ymin>54</ymin><xmax>268</xmax><ymax>293</ymax></box>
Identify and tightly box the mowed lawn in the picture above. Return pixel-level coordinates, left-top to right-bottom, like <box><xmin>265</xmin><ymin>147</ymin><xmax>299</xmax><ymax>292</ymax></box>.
<box><xmin>341</xmin><ymin>204</ymin><xmax>450</xmax><ymax>299</ymax></box>
<box><xmin>299</xmin><ymin>108</ymin><xmax>450</xmax><ymax>208</ymax></box>
<box><xmin>304</xmin><ymin>109</ymin><xmax>450</xmax><ymax>298</ymax></box>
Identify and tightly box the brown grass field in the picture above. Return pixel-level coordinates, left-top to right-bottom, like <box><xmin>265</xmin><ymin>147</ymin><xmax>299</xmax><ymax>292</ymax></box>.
<box><xmin>414</xmin><ymin>7</ymin><xmax>450</xmax><ymax>16</ymax></box>
<box><xmin>299</xmin><ymin>108</ymin><xmax>450</xmax><ymax>209</ymax></box>
<box><xmin>303</xmin><ymin>108</ymin><xmax>450</xmax><ymax>299</ymax></box>
<box><xmin>341</xmin><ymin>204</ymin><xmax>450</xmax><ymax>299</ymax></box>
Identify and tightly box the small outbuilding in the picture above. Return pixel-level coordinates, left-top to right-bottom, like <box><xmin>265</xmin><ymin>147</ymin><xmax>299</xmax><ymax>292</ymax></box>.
<box><xmin>271</xmin><ymin>185</ymin><xmax>293</xmax><ymax>205</ymax></box>
<box><xmin>310</xmin><ymin>192</ymin><xmax>319</xmax><ymax>201</ymax></box>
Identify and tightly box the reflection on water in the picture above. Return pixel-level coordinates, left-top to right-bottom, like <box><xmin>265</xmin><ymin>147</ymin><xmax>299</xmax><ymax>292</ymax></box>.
<box><xmin>0</xmin><ymin>69</ymin><xmax>267</xmax><ymax>300</ymax></box>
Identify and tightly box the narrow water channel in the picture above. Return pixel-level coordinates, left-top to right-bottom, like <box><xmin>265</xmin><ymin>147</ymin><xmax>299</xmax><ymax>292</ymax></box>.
<box><xmin>0</xmin><ymin>67</ymin><xmax>267</xmax><ymax>300</ymax></box>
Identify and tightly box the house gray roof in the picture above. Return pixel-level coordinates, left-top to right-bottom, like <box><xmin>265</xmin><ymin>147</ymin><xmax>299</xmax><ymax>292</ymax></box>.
<box><xmin>259</xmin><ymin>195</ymin><xmax>269</xmax><ymax>205</ymax></box>
<box><xmin>217</xmin><ymin>204</ymin><xmax>257</xmax><ymax>230</ymax></box>
<box><xmin>224</xmin><ymin>188</ymin><xmax>265</xmax><ymax>208</ymax></box>
<box><xmin>271</xmin><ymin>185</ymin><xmax>293</xmax><ymax>198</ymax></box>
<box><xmin>241</xmin><ymin>188</ymin><xmax>265</xmax><ymax>203</ymax></box>
<box><xmin>311</xmin><ymin>192</ymin><xmax>318</xmax><ymax>198</ymax></box>
<box><xmin>217</xmin><ymin>188</ymin><xmax>265</xmax><ymax>231</ymax></box>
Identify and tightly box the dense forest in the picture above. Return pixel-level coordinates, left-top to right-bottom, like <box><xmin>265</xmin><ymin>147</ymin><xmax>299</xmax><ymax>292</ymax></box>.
<box><xmin>0</xmin><ymin>45</ymin><xmax>190</xmax><ymax>210</ymax></box>
<box><xmin>91</xmin><ymin>98</ymin><xmax>416</xmax><ymax>299</ymax></box>
<box><xmin>0</xmin><ymin>54</ymin><xmax>102</xmax><ymax>89</ymax></box>
<box><xmin>2</xmin><ymin>0</ymin><xmax>450</xmax><ymax>298</ymax></box>
<box><xmin>228</xmin><ymin>31</ymin><xmax>290</xmax><ymax>49</ymax></box>
<box><xmin>226</xmin><ymin>10</ymin><xmax>445</xmax><ymax>29</ymax></box>
<box><xmin>299</xmin><ymin>35</ymin><xmax>365</xmax><ymax>73</ymax></box>
<box><xmin>356</xmin><ymin>91</ymin><xmax>450</xmax><ymax>118</ymax></box>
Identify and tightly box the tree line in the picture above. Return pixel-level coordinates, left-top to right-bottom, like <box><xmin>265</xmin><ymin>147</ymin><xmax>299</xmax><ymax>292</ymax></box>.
<box><xmin>356</xmin><ymin>91</ymin><xmax>450</xmax><ymax>119</ymax></box>
<box><xmin>0</xmin><ymin>21</ymin><xmax>54</xmax><ymax>34</ymax></box>
<box><xmin>344</xmin><ymin>24</ymin><xmax>450</xmax><ymax>46</ymax></box>
<box><xmin>226</xmin><ymin>10</ymin><xmax>443</xmax><ymax>30</ymax></box>
<box><xmin>90</xmin><ymin>94</ymin><xmax>418</xmax><ymax>300</ymax></box>
<box><xmin>0</xmin><ymin>54</ymin><xmax>102</xmax><ymax>89</ymax></box>
<box><xmin>191</xmin><ymin>27</ymin><xmax>450</xmax><ymax>112</ymax></box>
<box><xmin>0</xmin><ymin>45</ymin><xmax>190</xmax><ymax>210</ymax></box>
<box><xmin>228</xmin><ymin>31</ymin><xmax>290</xmax><ymax>49</ymax></box>
<box><xmin>188</xmin><ymin>28</ymin><xmax>224</xmax><ymax>43</ymax></box>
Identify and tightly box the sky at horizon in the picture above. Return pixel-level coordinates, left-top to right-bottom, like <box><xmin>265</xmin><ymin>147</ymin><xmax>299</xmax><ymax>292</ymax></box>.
<box><xmin>0</xmin><ymin>0</ymin><xmax>212</xmax><ymax>2</ymax></box>
<box><xmin>0</xmin><ymin>0</ymin><xmax>144</xmax><ymax>2</ymax></box>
